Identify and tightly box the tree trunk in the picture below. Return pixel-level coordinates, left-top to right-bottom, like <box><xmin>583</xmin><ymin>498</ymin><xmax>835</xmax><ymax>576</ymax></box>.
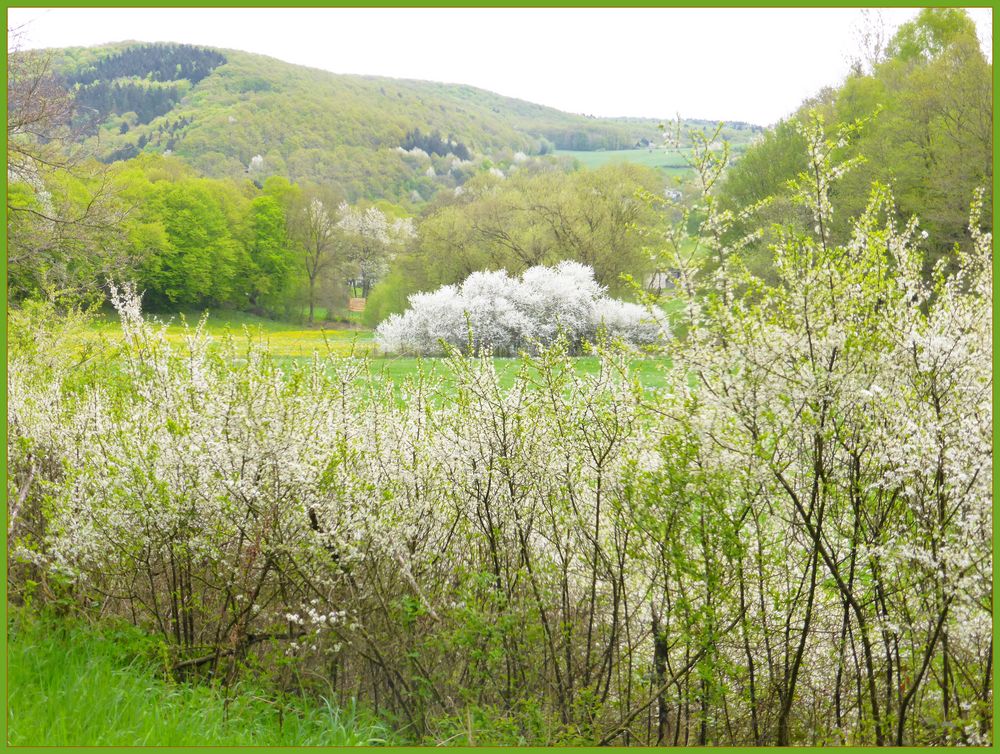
<box><xmin>308</xmin><ymin>276</ymin><xmax>316</xmax><ymax>324</ymax></box>
<box><xmin>652</xmin><ymin>610</ymin><xmax>669</xmax><ymax>744</ymax></box>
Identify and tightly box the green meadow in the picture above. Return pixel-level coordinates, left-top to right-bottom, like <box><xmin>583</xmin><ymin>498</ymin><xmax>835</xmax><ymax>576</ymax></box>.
<box><xmin>556</xmin><ymin>143</ymin><xmax>749</xmax><ymax>176</ymax></box>
<box><xmin>556</xmin><ymin>147</ymin><xmax>694</xmax><ymax>174</ymax></box>
<box><xmin>85</xmin><ymin>308</ymin><xmax>672</xmax><ymax>390</ymax></box>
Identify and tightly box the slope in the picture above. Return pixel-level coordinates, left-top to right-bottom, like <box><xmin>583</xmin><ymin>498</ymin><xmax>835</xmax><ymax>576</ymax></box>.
<box><xmin>44</xmin><ymin>42</ymin><xmax>760</xmax><ymax>202</ymax></box>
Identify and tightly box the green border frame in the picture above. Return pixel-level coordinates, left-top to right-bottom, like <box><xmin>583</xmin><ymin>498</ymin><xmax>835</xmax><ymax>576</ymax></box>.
<box><xmin>0</xmin><ymin>2</ymin><xmax>995</xmax><ymax>752</ymax></box>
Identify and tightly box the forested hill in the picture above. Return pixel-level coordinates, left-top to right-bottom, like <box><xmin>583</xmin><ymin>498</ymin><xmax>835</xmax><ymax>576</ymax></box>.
<box><xmin>44</xmin><ymin>41</ymin><xmax>759</xmax><ymax>201</ymax></box>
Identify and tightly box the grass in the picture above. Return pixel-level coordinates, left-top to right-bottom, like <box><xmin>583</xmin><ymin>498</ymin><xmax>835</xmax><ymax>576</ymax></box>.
<box><xmin>338</xmin><ymin>353</ymin><xmax>671</xmax><ymax>392</ymax></box>
<box><xmin>84</xmin><ymin>308</ymin><xmax>675</xmax><ymax>389</ymax></box>
<box><xmin>88</xmin><ymin>307</ymin><xmax>375</xmax><ymax>358</ymax></box>
<box><xmin>555</xmin><ymin>142</ymin><xmax>750</xmax><ymax>177</ymax></box>
<box><xmin>555</xmin><ymin>147</ymin><xmax>695</xmax><ymax>175</ymax></box>
<box><xmin>6</xmin><ymin>608</ymin><xmax>394</xmax><ymax>746</ymax></box>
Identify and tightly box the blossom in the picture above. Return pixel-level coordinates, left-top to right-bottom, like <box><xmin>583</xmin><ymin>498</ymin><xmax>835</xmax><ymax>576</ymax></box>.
<box><xmin>375</xmin><ymin>262</ymin><xmax>669</xmax><ymax>355</ymax></box>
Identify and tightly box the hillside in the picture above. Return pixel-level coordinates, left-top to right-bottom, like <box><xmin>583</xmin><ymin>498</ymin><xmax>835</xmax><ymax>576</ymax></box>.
<box><xmin>45</xmin><ymin>42</ymin><xmax>760</xmax><ymax>202</ymax></box>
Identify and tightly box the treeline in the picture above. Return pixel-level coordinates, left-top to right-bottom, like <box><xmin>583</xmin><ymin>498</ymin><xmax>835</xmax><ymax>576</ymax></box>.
<box><xmin>76</xmin><ymin>79</ymin><xmax>186</xmax><ymax>125</ymax></box>
<box><xmin>685</xmin><ymin>116</ymin><xmax>760</xmax><ymax>131</ymax></box>
<box><xmin>401</xmin><ymin>128</ymin><xmax>471</xmax><ymax>160</ymax></box>
<box><xmin>6</xmin><ymin>133</ymin><xmax>413</xmax><ymax>321</ymax></box>
<box><xmin>719</xmin><ymin>8</ymin><xmax>991</xmax><ymax>273</ymax></box>
<box><xmin>15</xmin><ymin>153</ymin><xmax>662</xmax><ymax>324</ymax></box>
<box><xmin>108</xmin><ymin>156</ymin><xmax>414</xmax><ymax>318</ymax></box>
<box><xmin>364</xmin><ymin>161</ymin><xmax>664</xmax><ymax>326</ymax></box>
<box><xmin>541</xmin><ymin>127</ymin><xmax>636</xmax><ymax>151</ymax></box>
<box><xmin>68</xmin><ymin>43</ymin><xmax>226</xmax><ymax>87</ymax></box>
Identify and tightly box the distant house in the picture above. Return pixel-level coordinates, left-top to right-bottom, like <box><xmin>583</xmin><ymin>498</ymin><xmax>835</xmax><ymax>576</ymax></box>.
<box><xmin>663</xmin><ymin>188</ymin><xmax>682</xmax><ymax>201</ymax></box>
<box><xmin>634</xmin><ymin>137</ymin><xmax>654</xmax><ymax>149</ymax></box>
<box><xmin>645</xmin><ymin>270</ymin><xmax>677</xmax><ymax>293</ymax></box>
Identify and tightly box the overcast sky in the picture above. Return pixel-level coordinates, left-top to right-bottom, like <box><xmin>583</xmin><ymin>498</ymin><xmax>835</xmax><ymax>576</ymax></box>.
<box><xmin>7</xmin><ymin>7</ymin><xmax>993</xmax><ymax>126</ymax></box>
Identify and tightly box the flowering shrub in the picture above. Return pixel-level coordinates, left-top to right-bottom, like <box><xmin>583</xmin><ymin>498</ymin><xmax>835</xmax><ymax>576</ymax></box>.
<box><xmin>6</xmin><ymin>115</ymin><xmax>991</xmax><ymax>746</ymax></box>
<box><xmin>375</xmin><ymin>261</ymin><xmax>668</xmax><ymax>355</ymax></box>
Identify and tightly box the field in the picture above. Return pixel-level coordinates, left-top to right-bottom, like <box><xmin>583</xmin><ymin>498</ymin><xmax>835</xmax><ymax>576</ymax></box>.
<box><xmin>85</xmin><ymin>308</ymin><xmax>672</xmax><ymax>389</ymax></box>
<box><xmin>89</xmin><ymin>308</ymin><xmax>376</xmax><ymax>358</ymax></box>
<box><xmin>556</xmin><ymin>142</ymin><xmax>750</xmax><ymax>177</ymax></box>
<box><xmin>556</xmin><ymin>147</ymin><xmax>694</xmax><ymax>175</ymax></box>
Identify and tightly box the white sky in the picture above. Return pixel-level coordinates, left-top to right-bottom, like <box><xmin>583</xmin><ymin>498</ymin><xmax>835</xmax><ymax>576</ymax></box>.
<box><xmin>7</xmin><ymin>7</ymin><xmax>993</xmax><ymax>126</ymax></box>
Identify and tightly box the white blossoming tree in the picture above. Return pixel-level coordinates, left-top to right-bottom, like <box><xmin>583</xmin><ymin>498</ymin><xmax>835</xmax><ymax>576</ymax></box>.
<box><xmin>638</xmin><ymin>112</ymin><xmax>992</xmax><ymax>746</ymax></box>
<box><xmin>337</xmin><ymin>203</ymin><xmax>415</xmax><ymax>299</ymax></box>
<box><xmin>376</xmin><ymin>261</ymin><xmax>669</xmax><ymax>355</ymax></box>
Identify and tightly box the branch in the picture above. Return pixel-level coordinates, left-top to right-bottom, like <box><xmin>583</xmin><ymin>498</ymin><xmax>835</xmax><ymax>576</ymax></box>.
<box><xmin>7</xmin><ymin>459</ymin><xmax>37</xmax><ymax>538</ymax></box>
<box><xmin>171</xmin><ymin>630</ymin><xmax>305</xmax><ymax>672</ymax></box>
<box><xmin>596</xmin><ymin>604</ymin><xmax>746</xmax><ymax>745</ymax></box>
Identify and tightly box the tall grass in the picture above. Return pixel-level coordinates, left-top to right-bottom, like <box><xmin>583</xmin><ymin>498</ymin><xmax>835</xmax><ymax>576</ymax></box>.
<box><xmin>7</xmin><ymin>609</ymin><xmax>394</xmax><ymax>746</ymax></box>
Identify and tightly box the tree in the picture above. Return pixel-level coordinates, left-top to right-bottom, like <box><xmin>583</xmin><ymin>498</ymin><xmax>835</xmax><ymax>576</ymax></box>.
<box><xmin>718</xmin><ymin>8</ymin><xmax>991</xmax><ymax>275</ymax></box>
<box><xmin>376</xmin><ymin>261</ymin><xmax>667</xmax><ymax>355</ymax></box>
<box><xmin>137</xmin><ymin>178</ymin><xmax>243</xmax><ymax>308</ymax></box>
<box><xmin>7</xmin><ymin>32</ymin><xmax>131</xmax><ymax>302</ymax></box>
<box><xmin>402</xmin><ymin>164</ymin><xmax>662</xmax><ymax>311</ymax></box>
<box><xmin>244</xmin><ymin>194</ymin><xmax>293</xmax><ymax>309</ymax></box>
<box><xmin>289</xmin><ymin>189</ymin><xmax>342</xmax><ymax>323</ymax></box>
<box><xmin>337</xmin><ymin>202</ymin><xmax>415</xmax><ymax>299</ymax></box>
<box><xmin>887</xmin><ymin>7</ymin><xmax>979</xmax><ymax>62</ymax></box>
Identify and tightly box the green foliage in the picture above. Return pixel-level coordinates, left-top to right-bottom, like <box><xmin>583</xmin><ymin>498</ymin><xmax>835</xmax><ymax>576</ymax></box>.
<box><xmin>138</xmin><ymin>177</ymin><xmax>245</xmax><ymax>307</ymax></box>
<box><xmin>556</xmin><ymin>138</ymin><xmax>754</xmax><ymax>177</ymax></box>
<box><xmin>7</xmin><ymin>608</ymin><xmax>393</xmax><ymax>746</ymax></box>
<box><xmin>362</xmin><ymin>267</ymin><xmax>413</xmax><ymax>327</ymax></box>
<box><xmin>7</xmin><ymin>43</ymin><xmax>134</xmax><ymax>302</ymax></box>
<box><xmin>717</xmin><ymin>119</ymin><xmax>808</xmax><ymax>210</ymax></box>
<box><xmin>556</xmin><ymin>146</ymin><xmax>695</xmax><ymax>175</ymax></box>
<box><xmin>63</xmin><ymin>44</ymin><xmax>225</xmax><ymax>148</ymax></box>
<box><xmin>887</xmin><ymin>7</ymin><xmax>979</xmax><ymax>62</ymax></box>
<box><xmin>719</xmin><ymin>8</ymin><xmax>991</xmax><ymax>273</ymax></box>
<box><xmin>401</xmin><ymin>163</ymin><xmax>664</xmax><ymax>311</ymax></box>
<box><xmin>245</xmin><ymin>194</ymin><xmax>293</xmax><ymax>307</ymax></box>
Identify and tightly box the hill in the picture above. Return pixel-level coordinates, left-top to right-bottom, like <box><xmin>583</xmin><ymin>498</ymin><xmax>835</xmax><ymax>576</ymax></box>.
<box><xmin>44</xmin><ymin>42</ymin><xmax>760</xmax><ymax>202</ymax></box>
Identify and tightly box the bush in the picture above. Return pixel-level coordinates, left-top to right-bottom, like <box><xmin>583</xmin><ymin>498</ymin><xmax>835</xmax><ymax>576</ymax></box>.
<box><xmin>361</xmin><ymin>267</ymin><xmax>417</xmax><ymax>328</ymax></box>
<box><xmin>375</xmin><ymin>261</ymin><xmax>668</xmax><ymax>355</ymax></box>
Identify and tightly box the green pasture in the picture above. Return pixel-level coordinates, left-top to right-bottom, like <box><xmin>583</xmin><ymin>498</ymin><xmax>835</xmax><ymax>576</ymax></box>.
<box><xmin>325</xmin><ymin>353</ymin><xmax>670</xmax><ymax>392</ymax></box>
<box><xmin>84</xmin><ymin>309</ymin><xmax>673</xmax><ymax>390</ymax></box>
<box><xmin>89</xmin><ymin>308</ymin><xmax>375</xmax><ymax>358</ymax></box>
<box><xmin>556</xmin><ymin>147</ymin><xmax>694</xmax><ymax>174</ymax></box>
<box><xmin>557</xmin><ymin>142</ymin><xmax>749</xmax><ymax>176</ymax></box>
